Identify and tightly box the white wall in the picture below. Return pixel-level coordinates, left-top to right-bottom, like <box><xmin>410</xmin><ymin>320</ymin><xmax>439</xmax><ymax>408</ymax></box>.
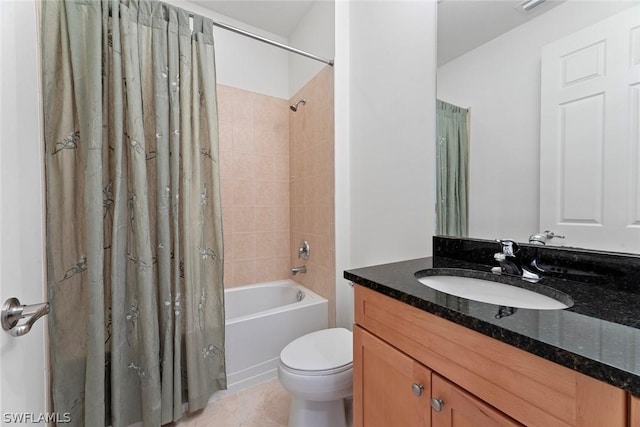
<box><xmin>347</xmin><ymin>0</ymin><xmax>437</xmax><ymax>269</ymax></box>
<box><xmin>437</xmin><ymin>0</ymin><xmax>635</xmax><ymax>243</ymax></box>
<box><xmin>334</xmin><ymin>0</ymin><xmax>352</xmax><ymax>329</ymax></box>
<box><xmin>0</xmin><ymin>0</ymin><xmax>48</xmax><ymax>418</ymax></box>
<box><xmin>175</xmin><ymin>0</ymin><xmax>291</xmax><ymax>99</ymax></box>
<box><xmin>288</xmin><ymin>1</ymin><xmax>335</xmax><ymax>96</ymax></box>
<box><xmin>334</xmin><ymin>0</ymin><xmax>437</xmax><ymax>329</ymax></box>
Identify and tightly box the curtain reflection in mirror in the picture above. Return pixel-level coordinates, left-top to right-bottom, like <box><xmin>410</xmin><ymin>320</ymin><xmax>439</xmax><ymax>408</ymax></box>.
<box><xmin>436</xmin><ymin>100</ymin><xmax>469</xmax><ymax>237</ymax></box>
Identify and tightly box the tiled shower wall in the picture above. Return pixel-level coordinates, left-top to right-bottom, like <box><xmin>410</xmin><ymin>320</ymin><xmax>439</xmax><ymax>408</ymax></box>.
<box><xmin>218</xmin><ymin>85</ymin><xmax>291</xmax><ymax>287</ymax></box>
<box><xmin>217</xmin><ymin>66</ymin><xmax>335</xmax><ymax>328</ymax></box>
<box><xmin>289</xmin><ymin>67</ymin><xmax>336</xmax><ymax>326</ymax></box>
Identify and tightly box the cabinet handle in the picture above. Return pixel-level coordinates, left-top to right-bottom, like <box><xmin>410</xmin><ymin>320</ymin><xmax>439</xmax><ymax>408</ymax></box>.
<box><xmin>411</xmin><ymin>383</ymin><xmax>424</xmax><ymax>396</ymax></box>
<box><xmin>430</xmin><ymin>398</ymin><xmax>445</xmax><ymax>412</ymax></box>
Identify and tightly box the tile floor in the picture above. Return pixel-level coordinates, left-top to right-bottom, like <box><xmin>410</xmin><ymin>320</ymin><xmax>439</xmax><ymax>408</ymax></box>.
<box><xmin>176</xmin><ymin>379</ymin><xmax>291</xmax><ymax>427</ymax></box>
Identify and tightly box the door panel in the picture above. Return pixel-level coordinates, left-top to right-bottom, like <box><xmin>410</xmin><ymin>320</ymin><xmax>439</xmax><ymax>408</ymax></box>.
<box><xmin>354</xmin><ymin>326</ymin><xmax>431</xmax><ymax>427</ymax></box>
<box><xmin>540</xmin><ymin>5</ymin><xmax>640</xmax><ymax>252</ymax></box>
<box><xmin>0</xmin><ymin>0</ymin><xmax>48</xmax><ymax>420</ymax></box>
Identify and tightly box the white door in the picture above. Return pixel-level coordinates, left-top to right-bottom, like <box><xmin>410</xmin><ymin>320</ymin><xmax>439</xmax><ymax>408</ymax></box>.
<box><xmin>0</xmin><ymin>0</ymin><xmax>48</xmax><ymax>422</ymax></box>
<box><xmin>539</xmin><ymin>5</ymin><xmax>640</xmax><ymax>253</ymax></box>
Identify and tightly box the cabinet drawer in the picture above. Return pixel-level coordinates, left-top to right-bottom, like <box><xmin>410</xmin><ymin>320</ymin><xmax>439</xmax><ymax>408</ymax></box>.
<box><xmin>355</xmin><ymin>285</ymin><xmax>627</xmax><ymax>427</ymax></box>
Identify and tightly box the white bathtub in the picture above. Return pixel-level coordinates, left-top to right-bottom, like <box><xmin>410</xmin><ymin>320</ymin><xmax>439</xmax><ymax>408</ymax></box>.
<box><xmin>214</xmin><ymin>279</ymin><xmax>328</xmax><ymax>399</ymax></box>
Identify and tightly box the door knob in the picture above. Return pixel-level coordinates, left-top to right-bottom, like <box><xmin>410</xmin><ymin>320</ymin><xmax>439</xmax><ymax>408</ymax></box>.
<box><xmin>411</xmin><ymin>383</ymin><xmax>424</xmax><ymax>396</ymax></box>
<box><xmin>430</xmin><ymin>398</ymin><xmax>445</xmax><ymax>412</ymax></box>
<box><xmin>1</xmin><ymin>297</ymin><xmax>49</xmax><ymax>337</ymax></box>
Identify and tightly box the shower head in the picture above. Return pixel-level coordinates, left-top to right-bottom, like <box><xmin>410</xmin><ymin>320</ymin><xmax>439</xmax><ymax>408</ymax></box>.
<box><xmin>290</xmin><ymin>98</ymin><xmax>306</xmax><ymax>112</ymax></box>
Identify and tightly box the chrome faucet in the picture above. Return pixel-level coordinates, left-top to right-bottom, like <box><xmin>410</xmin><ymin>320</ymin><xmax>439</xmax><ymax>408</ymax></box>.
<box><xmin>494</xmin><ymin>239</ymin><xmax>540</xmax><ymax>282</ymax></box>
<box><xmin>292</xmin><ymin>241</ymin><xmax>310</xmax><ymax>276</ymax></box>
<box><xmin>494</xmin><ymin>239</ymin><xmax>522</xmax><ymax>275</ymax></box>
<box><xmin>291</xmin><ymin>266</ymin><xmax>306</xmax><ymax>276</ymax></box>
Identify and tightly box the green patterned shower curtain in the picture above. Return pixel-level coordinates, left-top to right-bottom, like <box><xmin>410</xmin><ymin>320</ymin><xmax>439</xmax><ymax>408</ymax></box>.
<box><xmin>41</xmin><ymin>1</ymin><xmax>225</xmax><ymax>425</ymax></box>
<box><xmin>436</xmin><ymin>99</ymin><xmax>469</xmax><ymax>237</ymax></box>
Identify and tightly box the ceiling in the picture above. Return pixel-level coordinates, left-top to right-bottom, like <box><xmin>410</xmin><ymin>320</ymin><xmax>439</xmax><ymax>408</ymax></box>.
<box><xmin>437</xmin><ymin>0</ymin><xmax>566</xmax><ymax>66</ymax></box>
<box><xmin>190</xmin><ymin>0</ymin><xmax>315</xmax><ymax>38</ymax></box>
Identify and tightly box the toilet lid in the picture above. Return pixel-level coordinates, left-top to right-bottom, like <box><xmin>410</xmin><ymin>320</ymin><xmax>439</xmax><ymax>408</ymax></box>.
<box><xmin>280</xmin><ymin>328</ymin><xmax>353</xmax><ymax>373</ymax></box>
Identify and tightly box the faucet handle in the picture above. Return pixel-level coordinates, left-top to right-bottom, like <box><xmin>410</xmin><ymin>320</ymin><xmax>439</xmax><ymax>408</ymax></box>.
<box><xmin>494</xmin><ymin>252</ymin><xmax>507</xmax><ymax>262</ymax></box>
<box><xmin>496</xmin><ymin>239</ymin><xmax>519</xmax><ymax>257</ymax></box>
<box><xmin>298</xmin><ymin>240</ymin><xmax>310</xmax><ymax>260</ymax></box>
<box><xmin>543</xmin><ymin>230</ymin><xmax>565</xmax><ymax>240</ymax></box>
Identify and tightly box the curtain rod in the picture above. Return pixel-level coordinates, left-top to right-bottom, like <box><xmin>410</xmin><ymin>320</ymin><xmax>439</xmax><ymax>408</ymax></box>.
<box><xmin>191</xmin><ymin>14</ymin><xmax>334</xmax><ymax>66</ymax></box>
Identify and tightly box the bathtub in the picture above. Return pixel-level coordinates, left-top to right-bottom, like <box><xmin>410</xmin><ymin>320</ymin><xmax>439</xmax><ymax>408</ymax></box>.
<box><xmin>215</xmin><ymin>279</ymin><xmax>328</xmax><ymax>398</ymax></box>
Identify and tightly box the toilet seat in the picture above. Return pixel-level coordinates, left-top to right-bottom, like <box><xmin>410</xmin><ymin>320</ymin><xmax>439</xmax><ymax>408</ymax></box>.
<box><xmin>280</xmin><ymin>328</ymin><xmax>353</xmax><ymax>375</ymax></box>
<box><xmin>280</xmin><ymin>361</ymin><xmax>353</xmax><ymax>376</ymax></box>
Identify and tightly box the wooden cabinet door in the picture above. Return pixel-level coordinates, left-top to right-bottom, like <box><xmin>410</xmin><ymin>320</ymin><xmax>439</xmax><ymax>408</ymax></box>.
<box><xmin>631</xmin><ymin>394</ymin><xmax>640</xmax><ymax>427</ymax></box>
<box><xmin>354</xmin><ymin>326</ymin><xmax>432</xmax><ymax>427</ymax></box>
<box><xmin>431</xmin><ymin>374</ymin><xmax>523</xmax><ymax>427</ymax></box>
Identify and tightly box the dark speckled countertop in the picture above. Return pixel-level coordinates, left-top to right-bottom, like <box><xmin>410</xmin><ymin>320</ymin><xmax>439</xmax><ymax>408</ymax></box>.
<box><xmin>344</xmin><ymin>237</ymin><xmax>640</xmax><ymax>396</ymax></box>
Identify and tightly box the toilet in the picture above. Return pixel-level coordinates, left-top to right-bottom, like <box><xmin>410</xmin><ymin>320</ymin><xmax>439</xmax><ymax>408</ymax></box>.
<box><xmin>278</xmin><ymin>328</ymin><xmax>353</xmax><ymax>427</ymax></box>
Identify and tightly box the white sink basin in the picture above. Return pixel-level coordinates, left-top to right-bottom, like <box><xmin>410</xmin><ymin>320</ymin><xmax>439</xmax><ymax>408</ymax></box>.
<box><xmin>417</xmin><ymin>275</ymin><xmax>570</xmax><ymax>310</ymax></box>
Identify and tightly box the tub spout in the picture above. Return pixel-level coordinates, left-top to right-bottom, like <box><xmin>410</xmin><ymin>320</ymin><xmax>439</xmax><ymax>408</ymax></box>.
<box><xmin>291</xmin><ymin>266</ymin><xmax>306</xmax><ymax>276</ymax></box>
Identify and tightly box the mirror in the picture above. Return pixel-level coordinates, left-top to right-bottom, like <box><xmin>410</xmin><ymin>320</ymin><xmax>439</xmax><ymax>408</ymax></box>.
<box><xmin>436</xmin><ymin>0</ymin><xmax>640</xmax><ymax>253</ymax></box>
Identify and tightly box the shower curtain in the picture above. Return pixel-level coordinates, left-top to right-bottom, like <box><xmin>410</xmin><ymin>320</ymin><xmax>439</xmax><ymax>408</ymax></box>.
<box><xmin>436</xmin><ymin>99</ymin><xmax>469</xmax><ymax>237</ymax></box>
<box><xmin>41</xmin><ymin>1</ymin><xmax>225</xmax><ymax>425</ymax></box>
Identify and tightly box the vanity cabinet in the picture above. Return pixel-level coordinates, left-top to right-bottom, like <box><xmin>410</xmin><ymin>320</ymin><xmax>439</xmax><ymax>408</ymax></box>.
<box><xmin>353</xmin><ymin>285</ymin><xmax>628</xmax><ymax>427</ymax></box>
<box><xmin>355</xmin><ymin>325</ymin><xmax>522</xmax><ymax>427</ymax></box>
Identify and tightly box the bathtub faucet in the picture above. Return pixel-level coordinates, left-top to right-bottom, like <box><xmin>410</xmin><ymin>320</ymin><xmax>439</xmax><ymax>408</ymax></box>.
<box><xmin>291</xmin><ymin>266</ymin><xmax>307</xmax><ymax>276</ymax></box>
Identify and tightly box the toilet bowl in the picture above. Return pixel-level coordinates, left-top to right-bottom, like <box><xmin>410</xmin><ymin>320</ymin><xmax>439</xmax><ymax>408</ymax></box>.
<box><xmin>278</xmin><ymin>328</ymin><xmax>353</xmax><ymax>427</ymax></box>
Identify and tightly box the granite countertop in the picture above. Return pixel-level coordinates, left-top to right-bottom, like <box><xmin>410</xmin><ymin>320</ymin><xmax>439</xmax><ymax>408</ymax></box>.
<box><xmin>345</xmin><ymin>255</ymin><xmax>640</xmax><ymax>396</ymax></box>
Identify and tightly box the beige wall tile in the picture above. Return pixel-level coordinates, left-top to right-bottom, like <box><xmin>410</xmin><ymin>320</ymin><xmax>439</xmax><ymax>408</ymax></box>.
<box><xmin>233</xmin><ymin>259</ymin><xmax>256</xmax><ymax>286</ymax></box>
<box><xmin>274</xmin><ymin>155</ymin><xmax>289</xmax><ymax>182</ymax></box>
<box><xmin>233</xmin><ymin>233</ymin><xmax>257</xmax><ymax>260</ymax></box>
<box><xmin>218</xmin><ymin>84</ymin><xmax>291</xmax><ymax>289</ymax></box>
<box><xmin>255</xmin><ymin>257</ymin><xmax>277</xmax><ymax>283</ymax></box>
<box><xmin>255</xmin><ymin>206</ymin><xmax>276</xmax><ymax>232</ymax></box>
<box><xmin>254</xmin><ymin>129</ymin><xmax>278</xmax><ymax>155</ymax></box>
<box><xmin>274</xmin><ymin>129</ymin><xmax>289</xmax><ymax>156</ymax></box>
<box><xmin>231</xmin><ymin>206</ymin><xmax>255</xmax><ymax>233</ymax></box>
<box><xmin>275</xmin><ymin>206</ymin><xmax>290</xmax><ymax>232</ymax></box>
<box><xmin>232</xmin><ymin>88</ymin><xmax>254</xmax><ymax>125</ymax></box>
<box><xmin>275</xmin><ymin>231</ymin><xmax>290</xmax><ymax>254</ymax></box>
<box><xmin>223</xmin><ymin>260</ymin><xmax>235</xmax><ymax>288</ymax></box>
<box><xmin>231</xmin><ymin>152</ymin><xmax>257</xmax><ymax>181</ymax></box>
<box><xmin>232</xmin><ymin>124</ymin><xmax>254</xmax><ymax>153</ymax></box>
<box><xmin>276</xmin><ymin>256</ymin><xmax>292</xmax><ymax>279</ymax></box>
<box><xmin>255</xmin><ymin>95</ymin><xmax>289</xmax><ymax>133</ymax></box>
<box><xmin>255</xmin><ymin>154</ymin><xmax>275</xmax><ymax>182</ymax></box>
<box><xmin>288</xmin><ymin>67</ymin><xmax>335</xmax><ymax>326</ymax></box>
<box><xmin>219</xmin><ymin>120</ymin><xmax>233</xmax><ymax>153</ymax></box>
<box><xmin>255</xmin><ymin>231</ymin><xmax>276</xmax><ymax>257</ymax></box>
<box><xmin>254</xmin><ymin>181</ymin><xmax>277</xmax><ymax>206</ymax></box>
<box><xmin>275</xmin><ymin>182</ymin><xmax>290</xmax><ymax>207</ymax></box>
<box><xmin>231</xmin><ymin>180</ymin><xmax>255</xmax><ymax>206</ymax></box>
<box><xmin>219</xmin><ymin>153</ymin><xmax>233</xmax><ymax>179</ymax></box>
